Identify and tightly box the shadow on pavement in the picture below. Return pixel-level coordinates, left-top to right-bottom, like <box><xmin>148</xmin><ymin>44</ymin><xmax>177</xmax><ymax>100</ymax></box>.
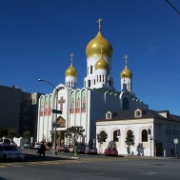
<box><xmin>0</xmin><ymin>177</ymin><xmax>9</xmax><ymax>180</ymax></box>
<box><xmin>0</xmin><ymin>153</ymin><xmax>74</xmax><ymax>164</ymax></box>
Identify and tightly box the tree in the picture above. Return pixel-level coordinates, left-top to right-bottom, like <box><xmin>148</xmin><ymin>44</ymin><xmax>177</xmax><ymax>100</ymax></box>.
<box><xmin>125</xmin><ymin>130</ymin><xmax>135</xmax><ymax>154</ymax></box>
<box><xmin>50</xmin><ymin>130</ymin><xmax>60</xmax><ymax>143</ymax></box>
<box><xmin>23</xmin><ymin>131</ymin><xmax>31</xmax><ymax>142</ymax></box>
<box><xmin>7</xmin><ymin>129</ymin><xmax>15</xmax><ymax>140</ymax></box>
<box><xmin>108</xmin><ymin>140</ymin><xmax>117</xmax><ymax>149</ymax></box>
<box><xmin>0</xmin><ymin>128</ymin><xmax>9</xmax><ymax>138</ymax></box>
<box><xmin>97</xmin><ymin>131</ymin><xmax>108</xmax><ymax>153</ymax></box>
<box><xmin>65</xmin><ymin>126</ymin><xmax>85</xmax><ymax>146</ymax></box>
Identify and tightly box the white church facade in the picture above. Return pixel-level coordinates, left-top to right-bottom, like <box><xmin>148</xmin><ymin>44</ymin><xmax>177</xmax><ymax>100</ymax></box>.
<box><xmin>37</xmin><ymin>19</ymin><xmax>149</xmax><ymax>147</ymax></box>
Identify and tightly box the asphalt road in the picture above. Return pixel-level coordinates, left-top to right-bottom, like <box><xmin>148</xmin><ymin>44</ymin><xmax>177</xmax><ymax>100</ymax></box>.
<box><xmin>0</xmin><ymin>150</ymin><xmax>180</xmax><ymax>180</ymax></box>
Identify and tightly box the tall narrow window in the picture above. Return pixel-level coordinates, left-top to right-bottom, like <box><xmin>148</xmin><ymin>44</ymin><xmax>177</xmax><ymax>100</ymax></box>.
<box><xmin>88</xmin><ymin>80</ymin><xmax>91</xmax><ymax>87</ymax></box>
<box><xmin>103</xmin><ymin>75</ymin><xmax>104</xmax><ymax>82</ymax></box>
<box><xmin>100</xmin><ymin>75</ymin><xmax>101</xmax><ymax>82</ymax></box>
<box><xmin>97</xmin><ymin>75</ymin><xmax>98</xmax><ymax>82</ymax></box>
<box><xmin>142</xmin><ymin>130</ymin><xmax>148</xmax><ymax>142</ymax></box>
<box><xmin>109</xmin><ymin>80</ymin><xmax>111</xmax><ymax>86</ymax></box>
<box><xmin>94</xmin><ymin>79</ymin><xmax>95</xmax><ymax>85</ymax></box>
<box><xmin>123</xmin><ymin>97</ymin><xmax>129</xmax><ymax>110</ymax></box>
<box><xmin>90</xmin><ymin>66</ymin><xmax>93</xmax><ymax>74</ymax></box>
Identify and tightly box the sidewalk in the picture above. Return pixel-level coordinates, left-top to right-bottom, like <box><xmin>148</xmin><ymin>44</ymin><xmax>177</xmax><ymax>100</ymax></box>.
<box><xmin>20</xmin><ymin>149</ymin><xmax>178</xmax><ymax>160</ymax></box>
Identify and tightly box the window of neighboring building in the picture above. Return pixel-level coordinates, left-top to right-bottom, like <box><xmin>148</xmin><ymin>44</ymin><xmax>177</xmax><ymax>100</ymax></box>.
<box><xmin>94</xmin><ymin>79</ymin><xmax>96</xmax><ymax>85</ymax></box>
<box><xmin>142</xmin><ymin>130</ymin><xmax>148</xmax><ymax>142</ymax></box>
<box><xmin>113</xmin><ymin>130</ymin><xmax>120</xmax><ymax>142</ymax></box>
<box><xmin>123</xmin><ymin>97</ymin><xmax>129</xmax><ymax>110</ymax></box>
<box><xmin>109</xmin><ymin>80</ymin><xmax>111</xmax><ymax>86</ymax></box>
<box><xmin>107</xmin><ymin>113</ymin><xmax>111</xmax><ymax>119</ymax></box>
<box><xmin>32</xmin><ymin>99</ymin><xmax>36</xmax><ymax>104</ymax></box>
<box><xmin>136</xmin><ymin>111</ymin><xmax>141</xmax><ymax>117</ymax></box>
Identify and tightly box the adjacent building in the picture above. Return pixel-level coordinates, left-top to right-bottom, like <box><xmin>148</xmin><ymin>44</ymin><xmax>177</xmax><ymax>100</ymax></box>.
<box><xmin>96</xmin><ymin>109</ymin><xmax>180</xmax><ymax>157</ymax></box>
<box><xmin>0</xmin><ymin>85</ymin><xmax>44</xmax><ymax>140</ymax></box>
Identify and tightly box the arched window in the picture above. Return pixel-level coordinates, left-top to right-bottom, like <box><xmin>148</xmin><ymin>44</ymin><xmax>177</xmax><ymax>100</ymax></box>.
<box><xmin>113</xmin><ymin>130</ymin><xmax>120</xmax><ymax>142</ymax></box>
<box><xmin>123</xmin><ymin>97</ymin><xmax>129</xmax><ymax>110</ymax></box>
<box><xmin>142</xmin><ymin>130</ymin><xmax>148</xmax><ymax>142</ymax></box>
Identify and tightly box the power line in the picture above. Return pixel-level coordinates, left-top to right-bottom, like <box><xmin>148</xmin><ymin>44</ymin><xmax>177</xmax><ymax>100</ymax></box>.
<box><xmin>166</xmin><ymin>0</ymin><xmax>180</xmax><ymax>15</ymax></box>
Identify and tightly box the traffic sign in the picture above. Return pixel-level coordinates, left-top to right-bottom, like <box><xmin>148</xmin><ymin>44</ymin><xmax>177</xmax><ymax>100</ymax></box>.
<box><xmin>52</xmin><ymin>122</ymin><xmax>60</xmax><ymax>127</ymax></box>
<box><xmin>174</xmin><ymin>138</ymin><xmax>178</xmax><ymax>144</ymax></box>
<box><xmin>52</xmin><ymin>109</ymin><xmax>62</xmax><ymax>114</ymax></box>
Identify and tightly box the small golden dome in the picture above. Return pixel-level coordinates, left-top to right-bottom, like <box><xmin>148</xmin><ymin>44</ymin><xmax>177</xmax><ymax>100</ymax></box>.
<box><xmin>95</xmin><ymin>56</ymin><xmax>109</xmax><ymax>70</ymax></box>
<box><xmin>65</xmin><ymin>63</ymin><xmax>77</xmax><ymax>77</ymax></box>
<box><xmin>120</xmin><ymin>65</ymin><xmax>132</xmax><ymax>78</ymax></box>
<box><xmin>86</xmin><ymin>31</ymin><xmax>113</xmax><ymax>58</ymax></box>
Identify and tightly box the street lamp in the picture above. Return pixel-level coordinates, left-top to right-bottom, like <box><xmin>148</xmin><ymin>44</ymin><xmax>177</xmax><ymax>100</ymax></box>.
<box><xmin>38</xmin><ymin>78</ymin><xmax>58</xmax><ymax>155</ymax></box>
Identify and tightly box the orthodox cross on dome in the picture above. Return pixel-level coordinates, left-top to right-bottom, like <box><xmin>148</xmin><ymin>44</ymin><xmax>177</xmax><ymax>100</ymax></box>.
<box><xmin>70</xmin><ymin>53</ymin><xmax>74</xmax><ymax>64</ymax></box>
<box><xmin>97</xmin><ymin>18</ymin><xmax>103</xmax><ymax>31</ymax></box>
<box><xmin>124</xmin><ymin>55</ymin><xmax>128</xmax><ymax>66</ymax></box>
<box><xmin>58</xmin><ymin>96</ymin><xmax>65</xmax><ymax>111</ymax></box>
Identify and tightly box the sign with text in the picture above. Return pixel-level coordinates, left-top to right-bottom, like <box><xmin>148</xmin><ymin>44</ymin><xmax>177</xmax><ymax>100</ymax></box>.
<box><xmin>52</xmin><ymin>109</ymin><xmax>62</xmax><ymax>114</ymax></box>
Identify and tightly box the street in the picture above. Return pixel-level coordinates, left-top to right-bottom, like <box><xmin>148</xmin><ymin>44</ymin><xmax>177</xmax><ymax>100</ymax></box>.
<box><xmin>0</xmin><ymin>150</ymin><xmax>180</xmax><ymax>180</ymax></box>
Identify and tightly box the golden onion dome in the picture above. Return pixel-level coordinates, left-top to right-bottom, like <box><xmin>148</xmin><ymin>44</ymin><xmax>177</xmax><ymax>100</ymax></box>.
<box><xmin>65</xmin><ymin>63</ymin><xmax>77</xmax><ymax>77</ymax></box>
<box><xmin>120</xmin><ymin>65</ymin><xmax>132</xmax><ymax>78</ymax></box>
<box><xmin>95</xmin><ymin>56</ymin><xmax>109</xmax><ymax>70</ymax></box>
<box><xmin>86</xmin><ymin>31</ymin><xmax>113</xmax><ymax>58</ymax></box>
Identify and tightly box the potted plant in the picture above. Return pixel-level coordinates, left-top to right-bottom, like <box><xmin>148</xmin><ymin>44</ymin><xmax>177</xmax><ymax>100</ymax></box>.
<box><xmin>68</xmin><ymin>144</ymin><xmax>74</xmax><ymax>152</ymax></box>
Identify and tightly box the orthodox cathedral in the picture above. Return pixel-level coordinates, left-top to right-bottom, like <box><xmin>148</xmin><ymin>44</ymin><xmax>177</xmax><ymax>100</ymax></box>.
<box><xmin>37</xmin><ymin>19</ymin><xmax>148</xmax><ymax>145</ymax></box>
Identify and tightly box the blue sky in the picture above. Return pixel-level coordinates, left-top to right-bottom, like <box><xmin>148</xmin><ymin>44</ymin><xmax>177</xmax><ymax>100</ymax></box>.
<box><xmin>0</xmin><ymin>0</ymin><xmax>180</xmax><ymax>115</ymax></box>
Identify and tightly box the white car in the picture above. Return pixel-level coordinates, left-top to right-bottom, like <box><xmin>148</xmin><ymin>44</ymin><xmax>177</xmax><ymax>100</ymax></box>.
<box><xmin>0</xmin><ymin>144</ymin><xmax>25</xmax><ymax>160</ymax></box>
<box><xmin>34</xmin><ymin>143</ymin><xmax>41</xmax><ymax>150</ymax></box>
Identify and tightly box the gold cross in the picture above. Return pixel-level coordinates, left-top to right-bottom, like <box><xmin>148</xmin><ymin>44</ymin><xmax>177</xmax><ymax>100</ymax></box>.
<box><xmin>70</xmin><ymin>53</ymin><xmax>74</xmax><ymax>64</ymax></box>
<box><xmin>97</xmin><ymin>18</ymin><xmax>103</xmax><ymax>31</ymax></box>
<box><xmin>124</xmin><ymin>55</ymin><xmax>128</xmax><ymax>65</ymax></box>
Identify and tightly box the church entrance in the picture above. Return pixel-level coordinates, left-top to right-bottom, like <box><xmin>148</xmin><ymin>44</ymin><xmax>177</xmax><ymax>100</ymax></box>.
<box><xmin>56</xmin><ymin>131</ymin><xmax>65</xmax><ymax>146</ymax></box>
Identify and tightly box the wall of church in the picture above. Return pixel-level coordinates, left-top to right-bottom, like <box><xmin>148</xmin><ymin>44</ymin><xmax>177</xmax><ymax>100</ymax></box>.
<box><xmin>37</xmin><ymin>94</ymin><xmax>53</xmax><ymax>142</ymax></box>
<box><xmin>89</xmin><ymin>90</ymin><xmax>121</xmax><ymax>141</ymax></box>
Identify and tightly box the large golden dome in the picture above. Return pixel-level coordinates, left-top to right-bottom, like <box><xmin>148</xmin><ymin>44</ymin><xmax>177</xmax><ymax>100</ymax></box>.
<box><xmin>86</xmin><ymin>31</ymin><xmax>113</xmax><ymax>58</ymax></box>
<box><xmin>95</xmin><ymin>56</ymin><xmax>109</xmax><ymax>70</ymax></box>
<box><xmin>120</xmin><ymin>65</ymin><xmax>132</xmax><ymax>78</ymax></box>
<box><xmin>65</xmin><ymin>63</ymin><xmax>77</xmax><ymax>77</ymax></box>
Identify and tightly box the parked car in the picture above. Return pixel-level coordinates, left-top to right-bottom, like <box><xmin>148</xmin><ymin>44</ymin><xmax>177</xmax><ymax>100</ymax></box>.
<box><xmin>9</xmin><ymin>140</ymin><xmax>17</xmax><ymax>148</ymax></box>
<box><xmin>0</xmin><ymin>138</ymin><xmax>10</xmax><ymax>145</ymax></box>
<box><xmin>85</xmin><ymin>145</ymin><xmax>97</xmax><ymax>154</ymax></box>
<box><xmin>24</xmin><ymin>143</ymin><xmax>32</xmax><ymax>149</ymax></box>
<box><xmin>57</xmin><ymin>144</ymin><xmax>69</xmax><ymax>152</ymax></box>
<box><xmin>0</xmin><ymin>144</ymin><xmax>25</xmax><ymax>160</ymax></box>
<box><xmin>104</xmin><ymin>148</ymin><xmax>118</xmax><ymax>156</ymax></box>
<box><xmin>34</xmin><ymin>143</ymin><xmax>41</xmax><ymax>150</ymax></box>
<box><xmin>77</xmin><ymin>143</ymin><xmax>86</xmax><ymax>153</ymax></box>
